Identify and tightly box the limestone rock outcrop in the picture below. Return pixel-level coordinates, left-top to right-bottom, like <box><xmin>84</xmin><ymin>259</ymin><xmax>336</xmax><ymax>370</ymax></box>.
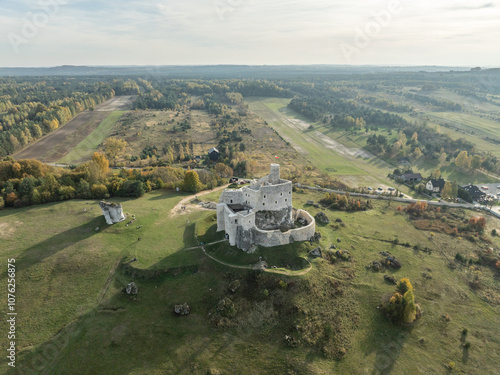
<box><xmin>174</xmin><ymin>303</ymin><xmax>191</xmax><ymax>316</ymax></box>
<box><xmin>126</xmin><ymin>282</ymin><xmax>138</xmax><ymax>295</ymax></box>
<box><xmin>99</xmin><ymin>201</ymin><xmax>126</xmax><ymax>225</ymax></box>
<box><xmin>314</xmin><ymin>212</ymin><xmax>330</xmax><ymax>224</ymax></box>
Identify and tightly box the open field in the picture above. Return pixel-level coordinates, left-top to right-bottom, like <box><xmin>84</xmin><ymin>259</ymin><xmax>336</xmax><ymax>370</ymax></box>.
<box><xmin>58</xmin><ymin>111</ymin><xmax>125</xmax><ymax>164</ymax></box>
<box><xmin>13</xmin><ymin>96</ymin><xmax>134</xmax><ymax>163</ymax></box>
<box><xmin>101</xmin><ymin>105</ymin><xmax>325</xmax><ymax>183</ymax></box>
<box><xmin>316</xmin><ymin>125</ymin><xmax>499</xmax><ymax>185</ymax></box>
<box><xmin>428</xmin><ymin>112</ymin><xmax>500</xmax><ymax>139</ymax></box>
<box><xmin>1</xmin><ymin>185</ymin><xmax>499</xmax><ymax>374</ymax></box>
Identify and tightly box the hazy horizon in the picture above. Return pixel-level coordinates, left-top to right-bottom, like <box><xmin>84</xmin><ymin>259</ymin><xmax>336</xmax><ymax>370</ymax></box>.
<box><xmin>1</xmin><ymin>0</ymin><xmax>499</xmax><ymax>67</ymax></box>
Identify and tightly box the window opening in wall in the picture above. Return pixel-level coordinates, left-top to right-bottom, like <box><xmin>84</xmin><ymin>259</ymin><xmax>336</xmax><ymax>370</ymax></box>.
<box><xmin>280</xmin><ymin>193</ymin><xmax>283</xmax><ymax>196</ymax></box>
<box><xmin>264</xmin><ymin>195</ymin><xmax>266</xmax><ymax>198</ymax></box>
<box><xmin>230</xmin><ymin>199</ymin><xmax>233</xmax><ymax>203</ymax></box>
<box><xmin>275</xmin><ymin>201</ymin><xmax>278</xmax><ymax>204</ymax></box>
<box><xmin>235</xmin><ymin>220</ymin><xmax>237</xmax><ymax>224</ymax></box>
<box><xmin>263</xmin><ymin>203</ymin><xmax>265</xmax><ymax>206</ymax></box>
<box><xmin>285</xmin><ymin>199</ymin><xmax>288</xmax><ymax>202</ymax></box>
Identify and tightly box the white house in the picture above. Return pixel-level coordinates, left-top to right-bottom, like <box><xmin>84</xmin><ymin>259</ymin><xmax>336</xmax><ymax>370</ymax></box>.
<box><xmin>426</xmin><ymin>178</ymin><xmax>445</xmax><ymax>193</ymax></box>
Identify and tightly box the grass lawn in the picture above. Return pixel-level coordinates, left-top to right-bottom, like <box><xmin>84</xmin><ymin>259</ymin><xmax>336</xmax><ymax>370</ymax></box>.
<box><xmin>1</xmin><ymin>187</ymin><xmax>499</xmax><ymax>374</ymax></box>
<box><xmin>58</xmin><ymin>111</ymin><xmax>125</xmax><ymax>164</ymax></box>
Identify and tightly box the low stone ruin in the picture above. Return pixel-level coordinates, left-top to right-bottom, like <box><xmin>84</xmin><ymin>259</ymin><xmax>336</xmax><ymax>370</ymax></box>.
<box><xmin>174</xmin><ymin>303</ymin><xmax>191</xmax><ymax>316</ymax></box>
<box><xmin>99</xmin><ymin>201</ymin><xmax>126</xmax><ymax>225</ymax></box>
<box><xmin>126</xmin><ymin>282</ymin><xmax>138</xmax><ymax>295</ymax></box>
<box><xmin>198</xmin><ymin>201</ymin><xmax>217</xmax><ymax>209</ymax></box>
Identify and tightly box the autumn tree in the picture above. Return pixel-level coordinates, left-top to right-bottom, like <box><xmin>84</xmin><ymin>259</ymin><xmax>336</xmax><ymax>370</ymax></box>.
<box><xmin>430</xmin><ymin>169</ymin><xmax>441</xmax><ymax>179</ymax></box>
<box><xmin>383</xmin><ymin>278</ymin><xmax>418</xmax><ymax>324</ymax></box>
<box><xmin>438</xmin><ymin>152</ymin><xmax>447</xmax><ymax>165</ymax></box>
<box><xmin>183</xmin><ymin>170</ymin><xmax>202</xmax><ymax>193</ymax></box>
<box><xmin>441</xmin><ymin>181</ymin><xmax>453</xmax><ymax>199</ymax></box>
<box><xmin>413</xmin><ymin>147</ymin><xmax>422</xmax><ymax>159</ymax></box>
<box><xmin>455</xmin><ymin>151</ymin><xmax>470</xmax><ymax>170</ymax></box>
<box><xmin>92</xmin><ymin>152</ymin><xmax>110</xmax><ymax>174</ymax></box>
<box><xmin>410</xmin><ymin>132</ymin><xmax>418</xmax><ymax>143</ymax></box>
<box><xmin>215</xmin><ymin>163</ymin><xmax>233</xmax><ymax>178</ymax></box>
<box><xmin>104</xmin><ymin>138</ymin><xmax>128</xmax><ymax>163</ymax></box>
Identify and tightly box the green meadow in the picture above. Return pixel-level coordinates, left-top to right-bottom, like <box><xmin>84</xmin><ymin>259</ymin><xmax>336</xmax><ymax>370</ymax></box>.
<box><xmin>1</xmin><ymin>186</ymin><xmax>499</xmax><ymax>374</ymax></box>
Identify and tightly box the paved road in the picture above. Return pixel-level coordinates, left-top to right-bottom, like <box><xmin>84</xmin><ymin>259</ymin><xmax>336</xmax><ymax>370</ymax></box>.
<box><xmin>299</xmin><ymin>184</ymin><xmax>500</xmax><ymax>220</ymax></box>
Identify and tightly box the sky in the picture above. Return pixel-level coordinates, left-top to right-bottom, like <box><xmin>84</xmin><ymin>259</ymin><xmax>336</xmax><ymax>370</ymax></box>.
<box><xmin>0</xmin><ymin>0</ymin><xmax>499</xmax><ymax>67</ymax></box>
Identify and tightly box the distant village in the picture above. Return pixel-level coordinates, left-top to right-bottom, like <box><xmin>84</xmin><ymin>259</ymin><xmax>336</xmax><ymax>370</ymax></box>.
<box><xmin>390</xmin><ymin>161</ymin><xmax>498</xmax><ymax>205</ymax></box>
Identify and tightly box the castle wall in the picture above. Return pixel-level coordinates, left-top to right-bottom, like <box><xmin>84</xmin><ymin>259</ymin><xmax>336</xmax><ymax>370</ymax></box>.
<box><xmin>219</xmin><ymin>189</ymin><xmax>245</xmax><ymax>205</ymax></box>
<box><xmin>253</xmin><ymin>209</ymin><xmax>315</xmax><ymax>248</ymax></box>
<box><xmin>216</xmin><ymin>203</ymin><xmax>226</xmax><ymax>232</ymax></box>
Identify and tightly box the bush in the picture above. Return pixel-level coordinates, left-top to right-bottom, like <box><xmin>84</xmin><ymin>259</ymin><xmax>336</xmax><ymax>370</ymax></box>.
<box><xmin>455</xmin><ymin>253</ymin><xmax>467</xmax><ymax>263</ymax></box>
<box><xmin>91</xmin><ymin>184</ymin><xmax>108</xmax><ymax>199</ymax></box>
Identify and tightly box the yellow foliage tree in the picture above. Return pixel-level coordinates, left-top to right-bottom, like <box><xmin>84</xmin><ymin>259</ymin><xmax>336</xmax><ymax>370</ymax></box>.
<box><xmin>92</xmin><ymin>152</ymin><xmax>110</xmax><ymax>174</ymax></box>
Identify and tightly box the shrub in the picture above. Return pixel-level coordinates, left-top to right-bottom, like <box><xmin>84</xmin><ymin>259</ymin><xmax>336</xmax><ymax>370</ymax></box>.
<box><xmin>492</xmin><ymin>229</ymin><xmax>497</xmax><ymax>236</ymax></box>
<box><xmin>455</xmin><ymin>253</ymin><xmax>467</xmax><ymax>263</ymax></box>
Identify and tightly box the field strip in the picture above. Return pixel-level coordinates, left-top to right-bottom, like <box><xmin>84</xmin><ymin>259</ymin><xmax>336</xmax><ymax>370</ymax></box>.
<box><xmin>248</xmin><ymin>98</ymin><xmax>405</xmax><ymax>190</ymax></box>
<box><xmin>58</xmin><ymin>111</ymin><xmax>125</xmax><ymax>164</ymax></box>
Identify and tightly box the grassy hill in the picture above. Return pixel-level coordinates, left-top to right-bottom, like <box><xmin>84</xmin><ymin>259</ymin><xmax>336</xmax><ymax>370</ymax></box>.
<box><xmin>1</xmin><ymin>186</ymin><xmax>499</xmax><ymax>374</ymax></box>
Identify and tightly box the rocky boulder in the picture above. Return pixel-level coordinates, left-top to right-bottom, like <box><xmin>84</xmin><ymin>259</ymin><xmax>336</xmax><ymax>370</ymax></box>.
<box><xmin>125</xmin><ymin>282</ymin><xmax>138</xmax><ymax>295</ymax></box>
<box><xmin>315</xmin><ymin>212</ymin><xmax>330</xmax><ymax>224</ymax></box>
<box><xmin>384</xmin><ymin>275</ymin><xmax>397</xmax><ymax>284</ymax></box>
<box><xmin>174</xmin><ymin>303</ymin><xmax>191</xmax><ymax>316</ymax></box>
<box><xmin>228</xmin><ymin>280</ymin><xmax>241</xmax><ymax>293</ymax></box>
<box><xmin>309</xmin><ymin>247</ymin><xmax>323</xmax><ymax>258</ymax></box>
<box><xmin>99</xmin><ymin>201</ymin><xmax>126</xmax><ymax>225</ymax></box>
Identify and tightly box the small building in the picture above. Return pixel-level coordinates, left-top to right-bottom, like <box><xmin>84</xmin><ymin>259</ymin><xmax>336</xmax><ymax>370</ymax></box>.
<box><xmin>402</xmin><ymin>173</ymin><xmax>422</xmax><ymax>183</ymax></box>
<box><xmin>426</xmin><ymin>178</ymin><xmax>446</xmax><ymax>193</ymax></box>
<box><xmin>461</xmin><ymin>184</ymin><xmax>486</xmax><ymax>201</ymax></box>
<box><xmin>208</xmin><ymin>147</ymin><xmax>220</xmax><ymax>161</ymax></box>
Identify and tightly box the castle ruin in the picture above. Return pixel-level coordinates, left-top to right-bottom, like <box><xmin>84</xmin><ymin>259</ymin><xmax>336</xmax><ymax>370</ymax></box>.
<box><xmin>216</xmin><ymin>164</ymin><xmax>315</xmax><ymax>251</ymax></box>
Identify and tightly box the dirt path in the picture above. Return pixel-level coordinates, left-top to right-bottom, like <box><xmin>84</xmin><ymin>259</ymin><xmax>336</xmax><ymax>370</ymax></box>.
<box><xmin>199</xmin><ymin>242</ymin><xmax>313</xmax><ymax>276</ymax></box>
<box><xmin>170</xmin><ymin>184</ymin><xmax>228</xmax><ymax>217</ymax></box>
<box><xmin>96</xmin><ymin>256</ymin><xmax>122</xmax><ymax>305</ymax></box>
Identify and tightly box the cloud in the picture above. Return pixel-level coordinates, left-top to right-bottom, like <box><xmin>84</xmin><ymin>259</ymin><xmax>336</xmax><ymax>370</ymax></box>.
<box><xmin>0</xmin><ymin>0</ymin><xmax>499</xmax><ymax>66</ymax></box>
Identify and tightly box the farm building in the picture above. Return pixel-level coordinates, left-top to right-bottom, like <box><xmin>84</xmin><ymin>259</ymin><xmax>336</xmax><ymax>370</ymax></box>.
<box><xmin>208</xmin><ymin>147</ymin><xmax>220</xmax><ymax>161</ymax></box>
<box><xmin>217</xmin><ymin>164</ymin><xmax>315</xmax><ymax>251</ymax></box>
<box><xmin>402</xmin><ymin>173</ymin><xmax>422</xmax><ymax>183</ymax></box>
